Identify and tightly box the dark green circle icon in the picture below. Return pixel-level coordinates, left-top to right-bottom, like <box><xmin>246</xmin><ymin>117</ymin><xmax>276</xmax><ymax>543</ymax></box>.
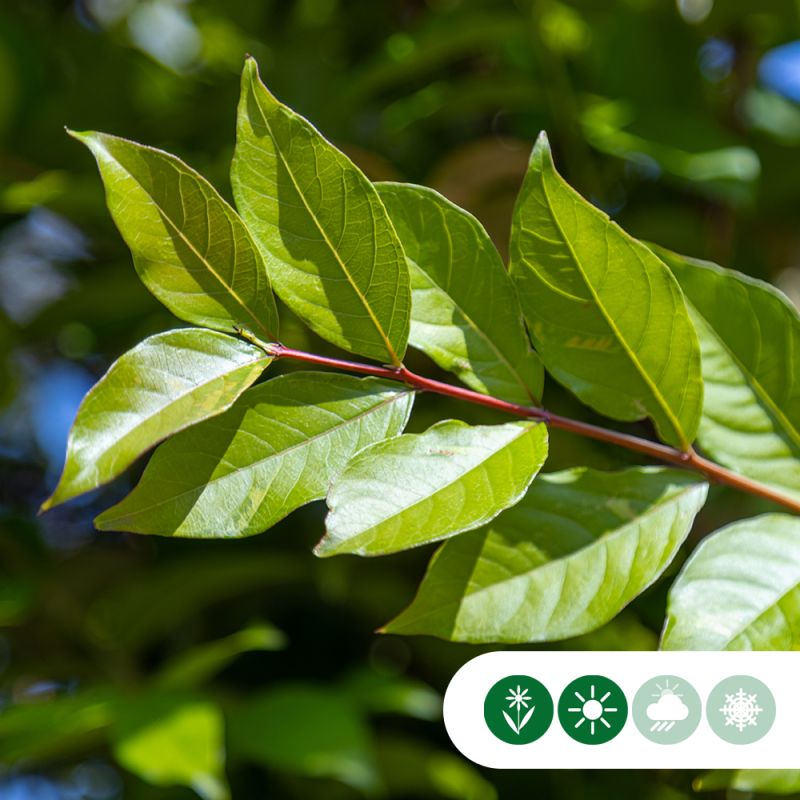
<box><xmin>558</xmin><ymin>675</ymin><xmax>628</xmax><ymax>744</ymax></box>
<box><xmin>484</xmin><ymin>675</ymin><xmax>554</xmax><ymax>744</ymax></box>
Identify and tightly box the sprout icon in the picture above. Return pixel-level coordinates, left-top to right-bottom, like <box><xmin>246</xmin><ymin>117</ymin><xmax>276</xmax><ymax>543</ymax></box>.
<box><xmin>484</xmin><ymin>675</ymin><xmax>554</xmax><ymax>744</ymax></box>
<box><xmin>504</xmin><ymin>685</ymin><xmax>535</xmax><ymax>735</ymax></box>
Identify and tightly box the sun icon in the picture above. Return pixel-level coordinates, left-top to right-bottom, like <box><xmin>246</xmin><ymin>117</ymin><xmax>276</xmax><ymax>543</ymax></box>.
<box><xmin>559</xmin><ymin>676</ymin><xmax>628</xmax><ymax>743</ymax></box>
<box><xmin>566</xmin><ymin>683</ymin><xmax>620</xmax><ymax>737</ymax></box>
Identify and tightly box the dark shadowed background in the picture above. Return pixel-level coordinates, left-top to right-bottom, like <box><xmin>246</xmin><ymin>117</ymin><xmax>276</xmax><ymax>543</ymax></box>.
<box><xmin>1</xmin><ymin>0</ymin><xmax>800</xmax><ymax>797</ymax></box>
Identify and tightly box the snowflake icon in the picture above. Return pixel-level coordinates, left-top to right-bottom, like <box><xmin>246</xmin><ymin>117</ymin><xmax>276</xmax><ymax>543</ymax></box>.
<box><xmin>719</xmin><ymin>688</ymin><xmax>763</xmax><ymax>732</ymax></box>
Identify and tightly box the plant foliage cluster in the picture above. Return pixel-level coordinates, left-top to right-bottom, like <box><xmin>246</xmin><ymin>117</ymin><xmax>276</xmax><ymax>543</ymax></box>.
<box><xmin>47</xmin><ymin>58</ymin><xmax>800</xmax><ymax>671</ymax></box>
<box><xmin>5</xmin><ymin>2</ymin><xmax>800</xmax><ymax>798</ymax></box>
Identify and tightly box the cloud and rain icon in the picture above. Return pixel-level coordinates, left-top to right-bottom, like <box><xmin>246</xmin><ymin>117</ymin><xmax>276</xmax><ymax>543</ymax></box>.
<box><xmin>646</xmin><ymin>680</ymin><xmax>689</xmax><ymax>733</ymax></box>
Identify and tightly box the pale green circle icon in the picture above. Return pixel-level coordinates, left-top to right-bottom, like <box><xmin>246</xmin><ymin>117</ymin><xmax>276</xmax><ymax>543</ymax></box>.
<box><xmin>707</xmin><ymin>676</ymin><xmax>776</xmax><ymax>745</ymax></box>
<box><xmin>632</xmin><ymin>676</ymin><xmax>701</xmax><ymax>744</ymax></box>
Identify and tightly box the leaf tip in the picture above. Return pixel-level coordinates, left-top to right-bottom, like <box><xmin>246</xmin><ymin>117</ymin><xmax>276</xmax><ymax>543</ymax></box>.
<box><xmin>311</xmin><ymin>538</ymin><xmax>334</xmax><ymax>558</ymax></box>
<box><xmin>40</xmin><ymin>478</ymin><xmax>70</xmax><ymax>514</ymax></box>
<box><xmin>242</xmin><ymin>54</ymin><xmax>259</xmax><ymax>78</ymax></box>
<box><xmin>531</xmin><ymin>130</ymin><xmax>554</xmax><ymax>168</ymax></box>
<box><xmin>93</xmin><ymin>509</ymin><xmax>119</xmax><ymax>532</ymax></box>
<box><xmin>65</xmin><ymin>128</ymin><xmax>90</xmax><ymax>144</ymax></box>
<box><xmin>240</xmin><ymin>55</ymin><xmax>279</xmax><ymax>110</ymax></box>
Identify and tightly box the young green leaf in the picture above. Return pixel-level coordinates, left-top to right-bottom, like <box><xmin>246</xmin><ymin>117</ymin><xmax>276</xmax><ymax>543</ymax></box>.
<box><xmin>43</xmin><ymin>329</ymin><xmax>271</xmax><ymax>510</ymax></box>
<box><xmin>70</xmin><ymin>131</ymin><xmax>278</xmax><ymax>340</ymax></box>
<box><xmin>112</xmin><ymin>694</ymin><xmax>228</xmax><ymax>800</ymax></box>
<box><xmin>385</xmin><ymin>467</ymin><xmax>707</xmax><ymax>642</ymax></box>
<box><xmin>662</xmin><ymin>513</ymin><xmax>800</xmax><ymax>650</ymax></box>
<box><xmin>316</xmin><ymin>420</ymin><xmax>548</xmax><ymax>557</ymax></box>
<box><xmin>232</xmin><ymin>58</ymin><xmax>410</xmax><ymax>365</ymax></box>
<box><xmin>656</xmin><ymin>246</ymin><xmax>800</xmax><ymax>505</ymax></box>
<box><xmin>95</xmin><ymin>372</ymin><xmax>414</xmax><ymax>538</ymax></box>
<box><xmin>376</xmin><ymin>182</ymin><xmax>543</xmax><ymax>404</ymax></box>
<box><xmin>509</xmin><ymin>132</ymin><xmax>702</xmax><ymax>449</ymax></box>
<box><xmin>156</xmin><ymin>623</ymin><xmax>285</xmax><ymax>690</ymax></box>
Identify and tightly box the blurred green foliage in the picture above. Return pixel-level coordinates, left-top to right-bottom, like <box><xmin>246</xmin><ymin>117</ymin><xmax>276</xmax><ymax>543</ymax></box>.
<box><xmin>3</xmin><ymin>0</ymin><xmax>800</xmax><ymax>797</ymax></box>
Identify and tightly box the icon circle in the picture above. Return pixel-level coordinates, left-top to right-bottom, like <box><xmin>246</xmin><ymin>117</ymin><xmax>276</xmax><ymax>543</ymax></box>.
<box><xmin>484</xmin><ymin>675</ymin><xmax>554</xmax><ymax>744</ymax></box>
<box><xmin>632</xmin><ymin>675</ymin><xmax>701</xmax><ymax>744</ymax></box>
<box><xmin>706</xmin><ymin>675</ymin><xmax>776</xmax><ymax>744</ymax></box>
<box><xmin>558</xmin><ymin>675</ymin><xmax>628</xmax><ymax>744</ymax></box>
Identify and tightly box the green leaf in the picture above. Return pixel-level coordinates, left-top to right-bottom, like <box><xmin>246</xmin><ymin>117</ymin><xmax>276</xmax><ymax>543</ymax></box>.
<box><xmin>376</xmin><ymin>735</ymin><xmax>497</xmax><ymax>800</ymax></box>
<box><xmin>509</xmin><ymin>132</ymin><xmax>702</xmax><ymax>449</ymax></box>
<box><xmin>662</xmin><ymin>513</ymin><xmax>800</xmax><ymax>650</ymax></box>
<box><xmin>43</xmin><ymin>329</ymin><xmax>271</xmax><ymax>510</ymax></box>
<box><xmin>376</xmin><ymin>182</ymin><xmax>543</xmax><ymax>404</ymax></box>
<box><xmin>316</xmin><ymin>420</ymin><xmax>548</xmax><ymax>557</ymax></box>
<box><xmin>228</xmin><ymin>684</ymin><xmax>378</xmax><ymax>792</ymax></box>
<box><xmin>386</xmin><ymin>467</ymin><xmax>707</xmax><ymax>642</ymax></box>
<box><xmin>112</xmin><ymin>694</ymin><xmax>228</xmax><ymax>800</ymax></box>
<box><xmin>95</xmin><ymin>372</ymin><xmax>414</xmax><ymax>538</ymax></box>
<box><xmin>339</xmin><ymin>668</ymin><xmax>441</xmax><ymax>721</ymax></box>
<box><xmin>0</xmin><ymin>689</ymin><xmax>115</xmax><ymax>765</ymax></box>
<box><xmin>70</xmin><ymin>130</ymin><xmax>278</xmax><ymax>340</ymax></box>
<box><xmin>697</xmin><ymin>769</ymin><xmax>800</xmax><ymax>795</ymax></box>
<box><xmin>156</xmin><ymin>623</ymin><xmax>286</xmax><ymax>690</ymax></box>
<box><xmin>656</xmin><ymin>246</ymin><xmax>800</xmax><ymax>504</ymax></box>
<box><xmin>232</xmin><ymin>58</ymin><xmax>410</xmax><ymax>365</ymax></box>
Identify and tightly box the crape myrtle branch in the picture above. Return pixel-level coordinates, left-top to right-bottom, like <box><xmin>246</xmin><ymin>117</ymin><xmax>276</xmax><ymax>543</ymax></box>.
<box><xmin>234</xmin><ymin>331</ymin><xmax>800</xmax><ymax>516</ymax></box>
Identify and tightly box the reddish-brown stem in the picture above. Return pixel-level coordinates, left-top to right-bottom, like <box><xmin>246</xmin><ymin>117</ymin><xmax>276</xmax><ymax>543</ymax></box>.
<box><xmin>265</xmin><ymin>342</ymin><xmax>800</xmax><ymax>515</ymax></box>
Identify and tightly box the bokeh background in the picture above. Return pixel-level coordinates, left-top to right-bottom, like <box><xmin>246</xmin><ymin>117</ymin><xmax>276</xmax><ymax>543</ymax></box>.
<box><xmin>2</xmin><ymin>0</ymin><xmax>800</xmax><ymax>797</ymax></box>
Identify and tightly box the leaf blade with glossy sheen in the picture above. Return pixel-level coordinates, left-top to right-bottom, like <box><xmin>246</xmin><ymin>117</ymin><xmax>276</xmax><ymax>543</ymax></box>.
<box><xmin>509</xmin><ymin>132</ymin><xmax>702</xmax><ymax>449</ymax></box>
<box><xmin>376</xmin><ymin>182</ymin><xmax>543</xmax><ymax>404</ymax></box>
<box><xmin>656</xmin><ymin>246</ymin><xmax>800</xmax><ymax>505</ymax></box>
<box><xmin>95</xmin><ymin>372</ymin><xmax>414</xmax><ymax>538</ymax></box>
<box><xmin>70</xmin><ymin>130</ymin><xmax>278</xmax><ymax>340</ymax></box>
<box><xmin>386</xmin><ymin>467</ymin><xmax>707</xmax><ymax>643</ymax></box>
<box><xmin>232</xmin><ymin>58</ymin><xmax>410</xmax><ymax>365</ymax></box>
<box><xmin>316</xmin><ymin>420</ymin><xmax>548</xmax><ymax>557</ymax></box>
<box><xmin>44</xmin><ymin>329</ymin><xmax>271</xmax><ymax>510</ymax></box>
<box><xmin>662</xmin><ymin>513</ymin><xmax>800</xmax><ymax>650</ymax></box>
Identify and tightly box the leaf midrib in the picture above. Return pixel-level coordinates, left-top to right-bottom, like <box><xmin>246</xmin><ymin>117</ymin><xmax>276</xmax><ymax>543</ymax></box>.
<box><xmin>690</xmin><ymin>301</ymin><xmax>800</xmax><ymax>454</ymax></box>
<box><xmin>88</xmin><ymin>350</ymin><xmax>268</xmax><ymax>474</ymax></box>
<box><xmin>398</xmin><ymin>482</ymin><xmax>702</xmax><ymax>629</ymax></box>
<box><xmin>538</xmin><ymin>168</ymin><xmax>688</xmax><ymax>449</ymax></box>
<box><xmin>724</xmin><ymin>580</ymin><xmax>800</xmax><ymax>650</ymax></box>
<box><xmin>105</xmin><ymin>140</ymin><xmax>275</xmax><ymax>341</ymax></box>
<box><xmin>249</xmin><ymin>93</ymin><xmax>400</xmax><ymax>365</ymax></box>
<box><xmin>100</xmin><ymin>390</ymin><xmax>411</xmax><ymax>523</ymax></box>
<box><xmin>677</xmin><ymin>545</ymin><xmax>800</xmax><ymax>650</ymax></box>
<box><xmin>329</xmin><ymin>423</ymin><xmax>539</xmax><ymax>550</ymax></box>
<box><xmin>411</xmin><ymin>262</ymin><xmax>537</xmax><ymax>403</ymax></box>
